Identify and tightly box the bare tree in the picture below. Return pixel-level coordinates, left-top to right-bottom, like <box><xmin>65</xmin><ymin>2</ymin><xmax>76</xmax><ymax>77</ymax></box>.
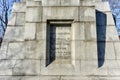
<box><xmin>0</xmin><ymin>0</ymin><xmax>9</xmax><ymax>32</ymax></box>
<box><xmin>0</xmin><ymin>0</ymin><xmax>20</xmax><ymax>43</ymax></box>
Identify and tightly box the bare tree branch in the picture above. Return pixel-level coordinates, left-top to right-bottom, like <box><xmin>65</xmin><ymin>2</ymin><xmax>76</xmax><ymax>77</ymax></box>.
<box><xmin>0</xmin><ymin>0</ymin><xmax>21</xmax><ymax>38</ymax></box>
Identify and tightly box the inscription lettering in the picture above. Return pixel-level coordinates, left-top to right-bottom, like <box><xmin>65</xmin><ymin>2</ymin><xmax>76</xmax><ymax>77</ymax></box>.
<box><xmin>50</xmin><ymin>26</ymin><xmax>71</xmax><ymax>59</ymax></box>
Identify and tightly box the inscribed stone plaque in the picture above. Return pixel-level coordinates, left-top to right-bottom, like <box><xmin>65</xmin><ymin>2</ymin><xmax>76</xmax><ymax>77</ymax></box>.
<box><xmin>50</xmin><ymin>25</ymin><xmax>71</xmax><ymax>60</ymax></box>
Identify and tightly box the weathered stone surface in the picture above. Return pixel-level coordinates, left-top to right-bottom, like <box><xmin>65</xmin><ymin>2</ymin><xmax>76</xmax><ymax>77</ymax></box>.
<box><xmin>25</xmin><ymin>76</ymin><xmax>60</xmax><ymax>80</ymax></box>
<box><xmin>3</xmin><ymin>27</ymin><xmax>24</xmax><ymax>41</ymax></box>
<box><xmin>95</xmin><ymin>0</ymin><xmax>102</xmax><ymax>2</ymax></box>
<box><xmin>7</xmin><ymin>42</ymin><xmax>25</xmax><ymax>59</ymax></box>
<box><xmin>108</xmin><ymin>77</ymin><xmax>120</xmax><ymax>80</ymax></box>
<box><xmin>7</xmin><ymin>41</ymin><xmax>45</xmax><ymax>59</ymax></box>
<box><xmin>72</xmin><ymin>22</ymin><xmax>85</xmax><ymax>40</ymax></box>
<box><xmin>8</xmin><ymin>12</ymin><xmax>25</xmax><ymax>26</ymax></box>
<box><xmin>26</xmin><ymin>7</ymin><xmax>42</xmax><ymax>22</ymax></box>
<box><xmin>96</xmin><ymin>59</ymin><xmax>120</xmax><ymax>75</ymax></box>
<box><xmin>96</xmin><ymin>60</ymin><xmax>109</xmax><ymax>75</ymax></box>
<box><xmin>106</xmin><ymin>12</ymin><xmax>115</xmax><ymax>26</ymax></box>
<box><xmin>108</xmin><ymin>60</ymin><xmax>120</xmax><ymax>69</ymax></box>
<box><xmin>97</xmin><ymin>26</ymin><xmax>119</xmax><ymax>41</ymax></box>
<box><xmin>71</xmin><ymin>41</ymin><xmax>85</xmax><ymax>60</ymax></box>
<box><xmin>42</xmin><ymin>0</ymin><xmax>60</xmax><ymax>6</ymax></box>
<box><xmin>61</xmin><ymin>0</ymin><xmax>80</xmax><ymax>6</ymax></box>
<box><xmin>0</xmin><ymin>42</ymin><xmax>8</xmax><ymax>59</ymax></box>
<box><xmin>95</xmin><ymin>2</ymin><xmax>111</xmax><ymax>12</ymax></box>
<box><xmin>12</xmin><ymin>2</ymin><xmax>26</xmax><ymax>12</ymax></box>
<box><xmin>12</xmin><ymin>77</ymin><xmax>24</xmax><ymax>80</ymax></box>
<box><xmin>12</xmin><ymin>60</ymin><xmax>40</xmax><ymax>75</ymax></box>
<box><xmin>36</xmin><ymin>23</ymin><xmax>46</xmax><ymax>40</ymax></box>
<box><xmin>105</xmin><ymin>42</ymin><xmax>116</xmax><ymax>59</ymax></box>
<box><xmin>8</xmin><ymin>13</ymin><xmax>16</xmax><ymax>26</ymax></box>
<box><xmin>41</xmin><ymin>60</ymin><xmax>80</xmax><ymax>75</ymax></box>
<box><xmin>0</xmin><ymin>60</ymin><xmax>15</xmax><ymax>75</ymax></box>
<box><xmin>106</xmin><ymin>26</ymin><xmax>119</xmax><ymax>41</ymax></box>
<box><xmin>12</xmin><ymin>76</ymin><xmax>60</xmax><ymax>80</ymax></box>
<box><xmin>61</xmin><ymin>77</ymin><xmax>120</xmax><ymax>80</ymax></box>
<box><xmin>114</xmin><ymin>42</ymin><xmax>120</xmax><ymax>59</ymax></box>
<box><xmin>0</xmin><ymin>0</ymin><xmax>119</xmax><ymax>79</ymax></box>
<box><xmin>16</xmin><ymin>13</ymin><xmax>25</xmax><ymax>26</ymax></box>
<box><xmin>84</xmin><ymin>22</ymin><xmax>96</xmax><ymax>41</ymax></box>
<box><xmin>42</xmin><ymin>7</ymin><xmax>78</xmax><ymax>22</ymax></box>
<box><xmin>26</xmin><ymin>1</ymin><xmax>41</xmax><ymax>7</ymax></box>
<box><xmin>85</xmin><ymin>42</ymin><xmax>97</xmax><ymax>60</ymax></box>
<box><xmin>61</xmin><ymin>76</ymin><xmax>99</xmax><ymax>80</ymax></box>
<box><xmin>24</xmin><ymin>41</ymin><xmax>46</xmax><ymax>59</ymax></box>
<box><xmin>81</xmin><ymin>60</ymin><xmax>97</xmax><ymax>75</ymax></box>
<box><xmin>108</xmin><ymin>68</ymin><xmax>120</xmax><ymax>76</ymax></box>
<box><xmin>0</xmin><ymin>76</ymin><xmax>12</xmax><ymax>80</ymax></box>
<box><xmin>107</xmin><ymin>60</ymin><xmax>120</xmax><ymax>76</ymax></box>
<box><xmin>24</xmin><ymin>23</ymin><xmax>36</xmax><ymax>40</ymax></box>
<box><xmin>96</xmin><ymin>68</ymin><xmax>108</xmax><ymax>75</ymax></box>
<box><xmin>79</xmin><ymin>7</ymin><xmax>95</xmax><ymax>21</ymax></box>
<box><xmin>81</xmin><ymin>0</ymin><xmax>95</xmax><ymax>6</ymax></box>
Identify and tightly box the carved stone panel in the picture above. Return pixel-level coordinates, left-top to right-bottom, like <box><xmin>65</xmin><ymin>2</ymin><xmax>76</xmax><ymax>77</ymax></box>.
<box><xmin>50</xmin><ymin>25</ymin><xmax>71</xmax><ymax>60</ymax></box>
<box><xmin>46</xmin><ymin>23</ymin><xmax>71</xmax><ymax>66</ymax></box>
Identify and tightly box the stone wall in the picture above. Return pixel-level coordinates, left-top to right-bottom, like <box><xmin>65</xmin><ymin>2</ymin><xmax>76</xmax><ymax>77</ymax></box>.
<box><xmin>0</xmin><ymin>0</ymin><xmax>120</xmax><ymax>80</ymax></box>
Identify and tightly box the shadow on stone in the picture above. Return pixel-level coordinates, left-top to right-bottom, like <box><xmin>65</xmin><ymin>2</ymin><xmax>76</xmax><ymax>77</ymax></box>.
<box><xmin>46</xmin><ymin>21</ymin><xmax>56</xmax><ymax>67</ymax></box>
<box><xmin>112</xmin><ymin>14</ymin><xmax>116</xmax><ymax>26</ymax></box>
<box><xmin>96</xmin><ymin>10</ymin><xmax>107</xmax><ymax>68</ymax></box>
<box><xmin>0</xmin><ymin>38</ymin><xmax>2</xmax><ymax>47</ymax></box>
<box><xmin>45</xmin><ymin>20</ymin><xmax>72</xmax><ymax>67</ymax></box>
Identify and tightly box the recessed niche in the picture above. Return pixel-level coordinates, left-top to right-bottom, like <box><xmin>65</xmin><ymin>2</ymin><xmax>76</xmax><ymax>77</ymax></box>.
<box><xmin>46</xmin><ymin>20</ymin><xmax>73</xmax><ymax>66</ymax></box>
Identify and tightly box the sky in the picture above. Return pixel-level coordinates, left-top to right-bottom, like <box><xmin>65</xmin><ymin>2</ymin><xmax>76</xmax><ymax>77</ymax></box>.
<box><xmin>0</xmin><ymin>0</ymin><xmax>13</xmax><ymax>37</ymax></box>
<box><xmin>0</xmin><ymin>0</ymin><xmax>20</xmax><ymax>37</ymax></box>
